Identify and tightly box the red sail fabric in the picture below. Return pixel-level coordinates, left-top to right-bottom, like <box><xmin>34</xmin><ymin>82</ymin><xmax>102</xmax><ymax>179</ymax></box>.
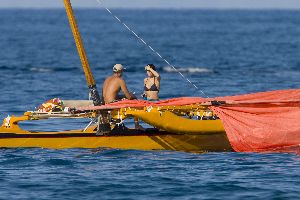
<box><xmin>78</xmin><ymin>97</ymin><xmax>207</xmax><ymax>110</ymax></box>
<box><xmin>78</xmin><ymin>89</ymin><xmax>300</xmax><ymax>110</ymax></box>
<box><xmin>211</xmin><ymin>89</ymin><xmax>300</xmax><ymax>152</ymax></box>
<box><xmin>211</xmin><ymin>101</ymin><xmax>300</xmax><ymax>152</ymax></box>
<box><xmin>78</xmin><ymin>89</ymin><xmax>300</xmax><ymax>152</ymax></box>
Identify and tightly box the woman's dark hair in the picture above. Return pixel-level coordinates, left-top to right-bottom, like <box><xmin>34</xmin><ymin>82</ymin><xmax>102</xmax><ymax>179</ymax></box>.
<box><xmin>147</xmin><ymin>64</ymin><xmax>156</xmax><ymax>71</ymax></box>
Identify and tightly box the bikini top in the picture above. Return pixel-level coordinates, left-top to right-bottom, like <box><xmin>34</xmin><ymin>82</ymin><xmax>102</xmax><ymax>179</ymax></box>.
<box><xmin>144</xmin><ymin>77</ymin><xmax>159</xmax><ymax>91</ymax></box>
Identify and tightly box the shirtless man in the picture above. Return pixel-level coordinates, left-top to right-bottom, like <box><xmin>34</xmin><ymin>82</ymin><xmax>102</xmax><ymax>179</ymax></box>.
<box><xmin>102</xmin><ymin>64</ymin><xmax>136</xmax><ymax>103</ymax></box>
<box><xmin>102</xmin><ymin>64</ymin><xmax>144</xmax><ymax>130</ymax></box>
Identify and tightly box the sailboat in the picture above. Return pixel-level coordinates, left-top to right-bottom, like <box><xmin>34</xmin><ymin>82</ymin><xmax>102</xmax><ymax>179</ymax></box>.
<box><xmin>0</xmin><ymin>0</ymin><xmax>299</xmax><ymax>152</ymax></box>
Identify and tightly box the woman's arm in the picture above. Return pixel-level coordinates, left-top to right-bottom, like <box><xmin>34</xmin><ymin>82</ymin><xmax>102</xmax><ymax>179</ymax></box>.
<box><xmin>145</xmin><ymin>66</ymin><xmax>160</xmax><ymax>78</ymax></box>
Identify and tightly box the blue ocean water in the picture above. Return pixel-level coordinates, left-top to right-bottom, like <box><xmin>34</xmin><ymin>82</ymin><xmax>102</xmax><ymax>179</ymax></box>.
<box><xmin>0</xmin><ymin>9</ymin><xmax>300</xmax><ymax>199</ymax></box>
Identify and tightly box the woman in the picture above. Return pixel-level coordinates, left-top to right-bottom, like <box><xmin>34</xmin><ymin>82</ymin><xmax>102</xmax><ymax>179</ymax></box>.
<box><xmin>143</xmin><ymin>64</ymin><xmax>160</xmax><ymax>101</ymax></box>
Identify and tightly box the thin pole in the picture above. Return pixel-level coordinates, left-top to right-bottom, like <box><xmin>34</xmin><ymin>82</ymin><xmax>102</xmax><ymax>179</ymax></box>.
<box><xmin>64</xmin><ymin>0</ymin><xmax>102</xmax><ymax>105</ymax></box>
<box><xmin>95</xmin><ymin>0</ymin><xmax>209</xmax><ymax>98</ymax></box>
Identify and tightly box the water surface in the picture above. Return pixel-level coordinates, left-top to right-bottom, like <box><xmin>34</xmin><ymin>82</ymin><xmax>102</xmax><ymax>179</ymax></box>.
<box><xmin>0</xmin><ymin>9</ymin><xmax>300</xmax><ymax>199</ymax></box>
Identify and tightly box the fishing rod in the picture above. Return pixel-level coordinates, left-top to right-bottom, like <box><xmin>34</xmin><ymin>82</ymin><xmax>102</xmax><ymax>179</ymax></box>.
<box><xmin>95</xmin><ymin>0</ymin><xmax>210</xmax><ymax>98</ymax></box>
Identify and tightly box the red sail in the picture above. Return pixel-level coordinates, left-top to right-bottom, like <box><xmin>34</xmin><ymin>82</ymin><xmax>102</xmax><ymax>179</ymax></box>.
<box><xmin>78</xmin><ymin>89</ymin><xmax>300</xmax><ymax>152</ymax></box>
<box><xmin>211</xmin><ymin>89</ymin><xmax>300</xmax><ymax>152</ymax></box>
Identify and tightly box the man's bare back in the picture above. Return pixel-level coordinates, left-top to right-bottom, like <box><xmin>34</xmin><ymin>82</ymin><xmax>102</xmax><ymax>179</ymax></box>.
<box><xmin>102</xmin><ymin>74</ymin><xmax>135</xmax><ymax>104</ymax></box>
<box><xmin>102</xmin><ymin>64</ymin><xmax>143</xmax><ymax>130</ymax></box>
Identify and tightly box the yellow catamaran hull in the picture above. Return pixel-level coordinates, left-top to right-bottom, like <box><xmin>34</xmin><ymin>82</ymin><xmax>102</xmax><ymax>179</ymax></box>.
<box><xmin>0</xmin><ymin>128</ymin><xmax>231</xmax><ymax>152</ymax></box>
<box><xmin>0</xmin><ymin>111</ymin><xmax>232</xmax><ymax>152</ymax></box>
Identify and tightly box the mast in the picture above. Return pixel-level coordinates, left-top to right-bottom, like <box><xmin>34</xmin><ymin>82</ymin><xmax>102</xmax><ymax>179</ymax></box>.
<box><xmin>63</xmin><ymin>0</ymin><xmax>102</xmax><ymax>106</ymax></box>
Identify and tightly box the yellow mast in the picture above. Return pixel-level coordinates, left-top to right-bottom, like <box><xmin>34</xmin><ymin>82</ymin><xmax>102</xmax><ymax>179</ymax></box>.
<box><xmin>63</xmin><ymin>0</ymin><xmax>102</xmax><ymax>105</ymax></box>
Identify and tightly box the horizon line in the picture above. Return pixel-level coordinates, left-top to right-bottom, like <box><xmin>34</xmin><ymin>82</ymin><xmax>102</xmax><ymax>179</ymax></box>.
<box><xmin>1</xmin><ymin>7</ymin><xmax>300</xmax><ymax>10</ymax></box>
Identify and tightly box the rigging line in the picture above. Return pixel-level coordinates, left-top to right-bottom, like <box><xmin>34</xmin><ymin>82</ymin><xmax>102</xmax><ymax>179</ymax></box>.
<box><xmin>95</xmin><ymin>0</ymin><xmax>210</xmax><ymax>98</ymax></box>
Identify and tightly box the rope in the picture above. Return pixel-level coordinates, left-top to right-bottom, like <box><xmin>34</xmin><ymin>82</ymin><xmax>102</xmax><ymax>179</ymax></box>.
<box><xmin>95</xmin><ymin>0</ymin><xmax>209</xmax><ymax>98</ymax></box>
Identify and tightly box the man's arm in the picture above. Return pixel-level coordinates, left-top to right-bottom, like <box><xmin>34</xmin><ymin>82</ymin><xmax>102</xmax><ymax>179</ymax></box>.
<box><xmin>119</xmin><ymin>79</ymin><xmax>135</xmax><ymax>100</ymax></box>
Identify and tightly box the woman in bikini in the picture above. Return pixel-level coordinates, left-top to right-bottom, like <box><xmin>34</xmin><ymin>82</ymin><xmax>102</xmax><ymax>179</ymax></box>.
<box><xmin>143</xmin><ymin>64</ymin><xmax>160</xmax><ymax>101</ymax></box>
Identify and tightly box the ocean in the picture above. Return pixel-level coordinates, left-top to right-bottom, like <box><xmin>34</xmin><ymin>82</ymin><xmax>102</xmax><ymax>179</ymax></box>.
<box><xmin>0</xmin><ymin>9</ymin><xmax>300</xmax><ymax>199</ymax></box>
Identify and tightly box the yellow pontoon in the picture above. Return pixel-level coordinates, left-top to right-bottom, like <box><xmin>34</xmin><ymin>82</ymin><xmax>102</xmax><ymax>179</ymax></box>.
<box><xmin>0</xmin><ymin>99</ymin><xmax>232</xmax><ymax>151</ymax></box>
